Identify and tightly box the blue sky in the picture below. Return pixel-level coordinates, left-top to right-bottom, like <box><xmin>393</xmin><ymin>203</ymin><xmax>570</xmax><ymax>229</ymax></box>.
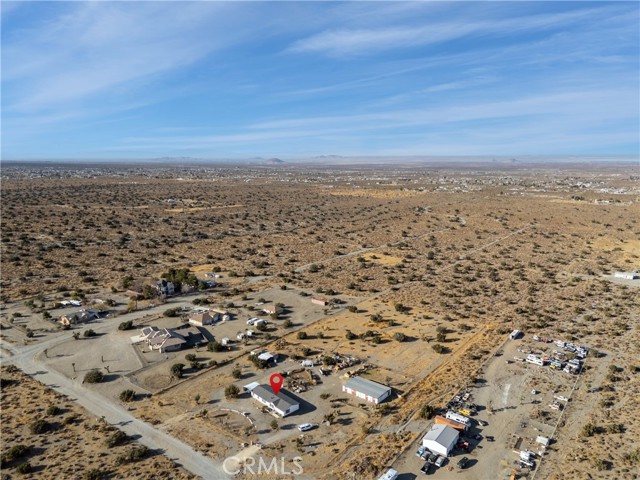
<box><xmin>1</xmin><ymin>1</ymin><xmax>638</xmax><ymax>159</ymax></box>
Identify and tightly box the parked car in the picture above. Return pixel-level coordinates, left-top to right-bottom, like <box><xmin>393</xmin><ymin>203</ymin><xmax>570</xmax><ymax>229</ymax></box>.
<box><xmin>472</xmin><ymin>434</ymin><xmax>483</xmax><ymax>441</ymax></box>
<box><xmin>477</xmin><ymin>419</ymin><xmax>488</xmax><ymax>426</ymax></box>
<box><xmin>486</xmin><ymin>436</ymin><xmax>495</xmax><ymax>442</ymax></box>
<box><xmin>246</xmin><ymin>317</ymin><xmax>259</xmax><ymax>325</ymax></box>
<box><xmin>435</xmin><ymin>455</ymin><xmax>446</xmax><ymax>468</ymax></box>
<box><xmin>420</xmin><ymin>462</ymin><xmax>433</xmax><ymax>475</ymax></box>
<box><xmin>416</xmin><ymin>446</ymin><xmax>427</xmax><ymax>458</ymax></box>
<box><xmin>457</xmin><ymin>457</ymin><xmax>470</xmax><ymax>469</ymax></box>
<box><xmin>297</xmin><ymin>423</ymin><xmax>315</xmax><ymax>432</ymax></box>
<box><xmin>427</xmin><ymin>453</ymin><xmax>438</xmax><ymax>464</ymax></box>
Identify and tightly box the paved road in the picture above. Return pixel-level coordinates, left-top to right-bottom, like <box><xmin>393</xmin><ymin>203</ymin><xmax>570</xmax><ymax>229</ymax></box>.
<box><xmin>1</xmin><ymin>306</ymin><xmax>231</xmax><ymax>479</ymax></box>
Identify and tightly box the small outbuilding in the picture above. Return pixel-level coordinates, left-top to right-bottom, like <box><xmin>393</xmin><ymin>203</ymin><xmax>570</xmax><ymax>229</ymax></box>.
<box><xmin>536</xmin><ymin>435</ymin><xmax>550</xmax><ymax>447</ymax></box>
<box><xmin>422</xmin><ymin>424</ymin><xmax>459</xmax><ymax>457</ymax></box>
<box><xmin>261</xmin><ymin>304</ymin><xmax>283</xmax><ymax>316</ymax></box>
<box><xmin>510</xmin><ymin>329</ymin><xmax>522</xmax><ymax>340</ymax></box>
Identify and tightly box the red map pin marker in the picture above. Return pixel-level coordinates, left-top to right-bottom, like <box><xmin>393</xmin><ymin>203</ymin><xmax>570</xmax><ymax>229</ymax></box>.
<box><xmin>270</xmin><ymin>373</ymin><xmax>283</xmax><ymax>395</ymax></box>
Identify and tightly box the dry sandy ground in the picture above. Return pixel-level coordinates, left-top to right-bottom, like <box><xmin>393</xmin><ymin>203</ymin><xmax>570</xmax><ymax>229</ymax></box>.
<box><xmin>1</xmin><ymin>165</ymin><xmax>639</xmax><ymax>479</ymax></box>
<box><xmin>0</xmin><ymin>365</ymin><xmax>195</xmax><ymax>479</ymax></box>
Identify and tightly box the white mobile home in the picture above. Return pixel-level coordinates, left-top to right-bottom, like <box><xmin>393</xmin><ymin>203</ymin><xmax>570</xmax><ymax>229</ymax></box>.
<box><xmin>250</xmin><ymin>385</ymin><xmax>299</xmax><ymax>417</ymax></box>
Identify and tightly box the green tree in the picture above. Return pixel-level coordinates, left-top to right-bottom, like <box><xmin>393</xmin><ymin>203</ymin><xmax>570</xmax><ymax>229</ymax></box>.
<box><xmin>84</xmin><ymin>369</ymin><xmax>104</xmax><ymax>384</ymax></box>
<box><xmin>29</xmin><ymin>419</ymin><xmax>49</xmax><ymax>434</ymax></box>
<box><xmin>207</xmin><ymin>341</ymin><xmax>224</xmax><ymax>352</ymax></box>
<box><xmin>581</xmin><ymin>422</ymin><xmax>597</xmax><ymax>437</ymax></box>
<box><xmin>106</xmin><ymin>430</ymin><xmax>129</xmax><ymax>448</ymax></box>
<box><xmin>0</xmin><ymin>445</ymin><xmax>29</xmax><ymax>463</ymax></box>
<box><xmin>16</xmin><ymin>462</ymin><xmax>32</xmax><ymax>474</ymax></box>
<box><xmin>170</xmin><ymin>363</ymin><xmax>185</xmax><ymax>379</ymax></box>
<box><xmin>419</xmin><ymin>404</ymin><xmax>436</xmax><ymax>419</ymax></box>
<box><xmin>119</xmin><ymin>390</ymin><xmax>136</xmax><ymax>402</ymax></box>
<box><xmin>85</xmin><ymin>468</ymin><xmax>108</xmax><ymax>480</ymax></box>
<box><xmin>118</xmin><ymin>320</ymin><xmax>134</xmax><ymax>330</ymax></box>
<box><xmin>323</xmin><ymin>356</ymin><xmax>336</xmax><ymax>366</ymax></box>
<box><xmin>225</xmin><ymin>384</ymin><xmax>240</xmax><ymax>399</ymax></box>
<box><xmin>432</xmin><ymin>344</ymin><xmax>446</xmax><ymax>354</ymax></box>
<box><xmin>46</xmin><ymin>405</ymin><xmax>61</xmax><ymax>416</ymax></box>
<box><xmin>393</xmin><ymin>332</ymin><xmax>407</xmax><ymax>342</ymax></box>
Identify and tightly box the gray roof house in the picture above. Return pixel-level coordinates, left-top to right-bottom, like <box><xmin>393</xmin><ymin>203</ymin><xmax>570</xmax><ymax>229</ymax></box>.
<box><xmin>146</xmin><ymin>328</ymin><xmax>186</xmax><ymax>352</ymax></box>
<box><xmin>342</xmin><ymin>376</ymin><xmax>392</xmax><ymax>404</ymax></box>
<box><xmin>250</xmin><ymin>385</ymin><xmax>300</xmax><ymax>417</ymax></box>
<box><xmin>422</xmin><ymin>424</ymin><xmax>459</xmax><ymax>456</ymax></box>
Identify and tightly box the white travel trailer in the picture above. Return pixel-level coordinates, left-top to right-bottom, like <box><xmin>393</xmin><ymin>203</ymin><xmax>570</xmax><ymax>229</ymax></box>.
<box><xmin>445</xmin><ymin>411</ymin><xmax>471</xmax><ymax>426</ymax></box>
<box><xmin>526</xmin><ymin>354</ymin><xmax>544</xmax><ymax>366</ymax></box>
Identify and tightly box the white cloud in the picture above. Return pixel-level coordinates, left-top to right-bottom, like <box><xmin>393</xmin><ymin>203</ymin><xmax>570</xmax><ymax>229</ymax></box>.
<box><xmin>287</xmin><ymin>6</ymin><xmax>621</xmax><ymax>57</ymax></box>
<box><xmin>111</xmin><ymin>87</ymin><xmax>637</xmax><ymax>155</ymax></box>
<box><xmin>2</xmin><ymin>2</ymin><xmax>245</xmax><ymax>112</ymax></box>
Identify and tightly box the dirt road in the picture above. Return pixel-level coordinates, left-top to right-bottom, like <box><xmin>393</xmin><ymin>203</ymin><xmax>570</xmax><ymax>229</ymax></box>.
<box><xmin>1</xmin><ymin>302</ymin><xmax>232</xmax><ymax>480</ymax></box>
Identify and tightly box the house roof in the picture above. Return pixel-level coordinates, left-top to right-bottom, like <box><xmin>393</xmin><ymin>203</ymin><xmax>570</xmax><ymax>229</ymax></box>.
<box><xmin>251</xmin><ymin>385</ymin><xmax>299</xmax><ymax>412</ymax></box>
<box><xmin>174</xmin><ymin>326</ymin><xmax>204</xmax><ymax>345</ymax></box>
<box><xmin>147</xmin><ymin>335</ymin><xmax>169</xmax><ymax>346</ymax></box>
<box><xmin>343</xmin><ymin>376</ymin><xmax>391</xmax><ymax>399</ymax></box>
<box><xmin>258</xmin><ymin>352</ymin><xmax>275</xmax><ymax>362</ymax></box>
<box><xmin>243</xmin><ymin>381</ymin><xmax>260</xmax><ymax>392</ymax></box>
<box><xmin>141</xmin><ymin>326</ymin><xmax>159</xmax><ymax>336</ymax></box>
<box><xmin>423</xmin><ymin>424</ymin><xmax>459</xmax><ymax>448</ymax></box>
<box><xmin>190</xmin><ymin>312</ymin><xmax>212</xmax><ymax>323</ymax></box>
<box><xmin>161</xmin><ymin>337</ymin><xmax>186</xmax><ymax>348</ymax></box>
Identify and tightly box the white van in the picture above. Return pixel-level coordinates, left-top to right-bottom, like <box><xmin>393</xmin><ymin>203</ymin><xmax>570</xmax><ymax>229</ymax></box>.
<box><xmin>377</xmin><ymin>469</ymin><xmax>398</xmax><ymax>480</ymax></box>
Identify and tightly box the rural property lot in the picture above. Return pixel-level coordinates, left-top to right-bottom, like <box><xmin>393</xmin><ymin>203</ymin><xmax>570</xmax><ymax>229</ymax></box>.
<box><xmin>1</xmin><ymin>163</ymin><xmax>639</xmax><ymax>480</ymax></box>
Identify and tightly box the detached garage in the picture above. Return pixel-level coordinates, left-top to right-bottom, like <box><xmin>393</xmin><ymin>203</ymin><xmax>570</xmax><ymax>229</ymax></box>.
<box><xmin>422</xmin><ymin>424</ymin><xmax>459</xmax><ymax>457</ymax></box>
<box><xmin>342</xmin><ymin>376</ymin><xmax>392</xmax><ymax>404</ymax></box>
